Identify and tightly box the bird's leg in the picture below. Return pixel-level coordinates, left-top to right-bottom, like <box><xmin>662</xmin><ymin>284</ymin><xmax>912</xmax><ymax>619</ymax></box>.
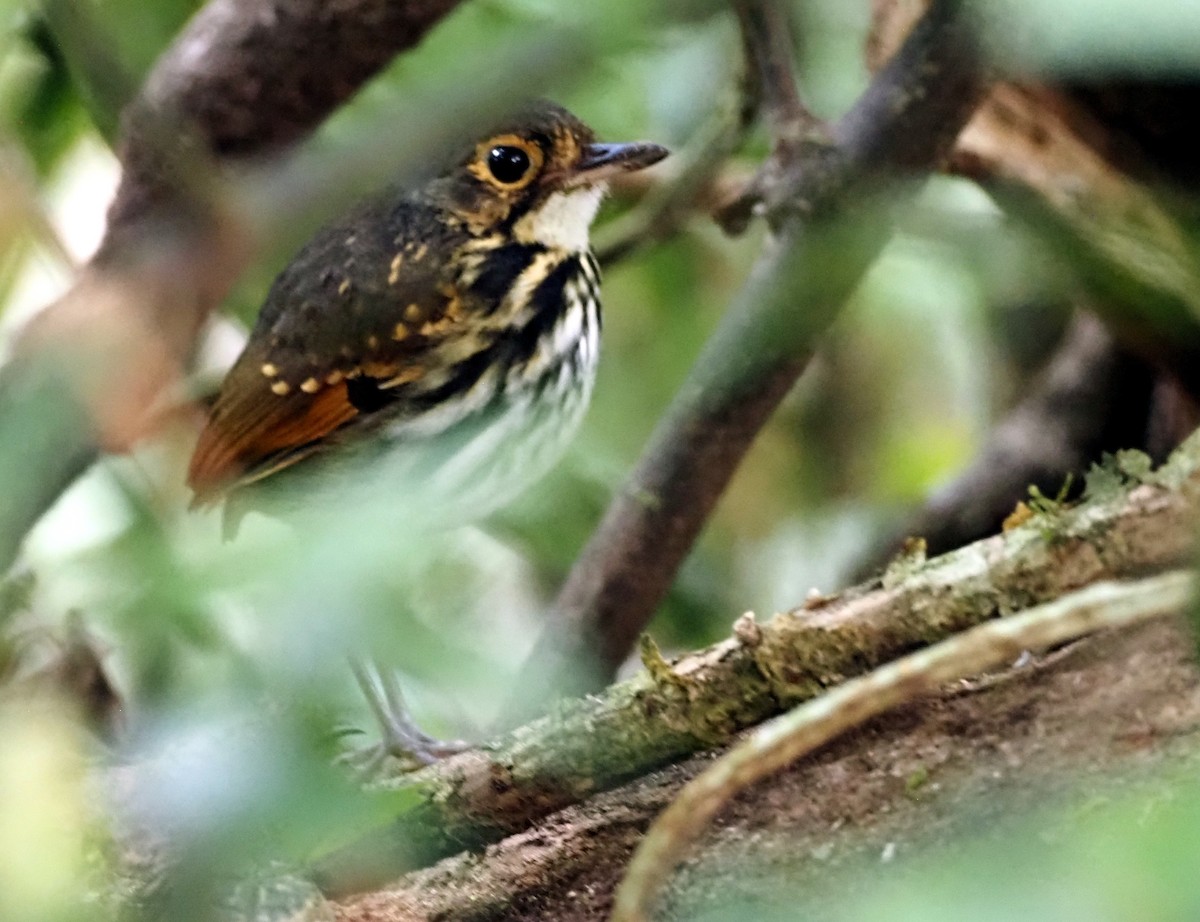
<box><xmin>344</xmin><ymin>658</ymin><xmax>469</xmax><ymax>773</ymax></box>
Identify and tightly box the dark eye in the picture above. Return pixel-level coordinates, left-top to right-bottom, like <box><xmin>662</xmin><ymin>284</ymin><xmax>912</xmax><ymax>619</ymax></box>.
<box><xmin>486</xmin><ymin>145</ymin><xmax>532</xmax><ymax>184</ymax></box>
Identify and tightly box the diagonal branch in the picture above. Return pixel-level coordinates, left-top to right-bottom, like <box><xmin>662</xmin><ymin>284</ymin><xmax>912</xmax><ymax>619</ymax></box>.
<box><xmin>611</xmin><ymin>569</ymin><xmax>1194</xmax><ymax>922</ymax></box>
<box><xmin>103</xmin><ymin>0</ymin><xmax>468</xmax><ymax>233</ymax></box>
<box><xmin>534</xmin><ymin>0</ymin><xmax>987</xmax><ymax>695</ymax></box>
<box><xmin>306</xmin><ymin>424</ymin><xmax>1200</xmax><ymax>899</ymax></box>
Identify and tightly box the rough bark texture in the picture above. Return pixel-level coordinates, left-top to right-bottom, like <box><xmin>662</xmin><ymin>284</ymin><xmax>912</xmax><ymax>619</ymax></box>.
<box><xmin>612</xmin><ymin>570</ymin><xmax>1192</xmax><ymax>920</ymax></box>
<box><xmin>310</xmin><ymin>430</ymin><xmax>1200</xmax><ymax>900</ymax></box>
<box><xmin>106</xmin><ymin>0</ymin><xmax>465</xmax><ymax>233</ymax></box>
<box><xmin>334</xmin><ymin>613</ymin><xmax>1200</xmax><ymax>921</ymax></box>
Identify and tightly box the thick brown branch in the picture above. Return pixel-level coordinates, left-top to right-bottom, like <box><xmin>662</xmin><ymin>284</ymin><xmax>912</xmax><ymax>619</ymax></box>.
<box><xmin>870</xmin><ymin>2</ymin><xmax>1200</xmax><ymax>401</ymax></box>
<box><xmin>105</xmin><ymin>0</ymin><xmax>465</xmax><ymax>232</ymax></box>
<box><xmin>537</xmin><ymin>0</ymin><xmax>986</xmax><ymax>694</ymax></box>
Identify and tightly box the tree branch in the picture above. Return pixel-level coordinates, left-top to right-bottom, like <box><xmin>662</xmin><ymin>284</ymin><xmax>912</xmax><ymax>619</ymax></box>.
<box><xmin>535</xmin><ymin>0</ymin><xmax>987</xmax><ymax>694</ymax></box>
<box><xmin>869</xmin><ymin>3</ymin><xmax>1200</xmax><ymax>401</ymax></box>
<box><xmin>305</xmin><ymin>428</ymin><xmax>1200</xmax><ymax>899</ymax></box>
<box><xmin>611</xmin><ymin>570</ymin><xmax>1194</xmax><ymax>921</ymax></box>
<box><xmin>104</xmin><ymin>0</ymin><xmax>466</xmax><ymax>233</ymax></box>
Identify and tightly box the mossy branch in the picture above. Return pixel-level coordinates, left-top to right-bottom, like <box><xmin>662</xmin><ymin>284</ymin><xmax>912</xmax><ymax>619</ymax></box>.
<box><xmin>613</xmin><ymin>571</ymin><xmax>1195</xmax><ymax>921</ymax></box>
<box><xmin>310</xmin><ymin>429</ymin><xmax>1200</xmax><ymax>898</ymax></box>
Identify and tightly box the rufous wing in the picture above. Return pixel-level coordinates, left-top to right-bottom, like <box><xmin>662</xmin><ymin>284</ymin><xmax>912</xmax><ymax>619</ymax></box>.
<box><xmin>186</xmin><ymin>353</ymin><xmax>360</xmax><ymax>504</ymax></box>
<box><xmin>187</xmin><ymin>195</ymin><xmax>476</xmax><ymax>504</ymax></box>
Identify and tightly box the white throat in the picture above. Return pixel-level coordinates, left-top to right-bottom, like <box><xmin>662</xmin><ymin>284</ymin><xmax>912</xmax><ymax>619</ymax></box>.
<box><xmin>514</xmin><ymin>184</ymin><xmax>605</xmax><ymax>252</ymax></box>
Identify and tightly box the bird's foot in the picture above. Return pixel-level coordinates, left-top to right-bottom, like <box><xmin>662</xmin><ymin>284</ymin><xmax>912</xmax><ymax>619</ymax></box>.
<box><xmin>338</xmin><ymin>660</ymin><xmax>470</xmax><ymax>777</ymax></box>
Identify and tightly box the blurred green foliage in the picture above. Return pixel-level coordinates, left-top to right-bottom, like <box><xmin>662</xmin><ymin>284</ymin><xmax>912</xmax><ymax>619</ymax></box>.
<box><xmin>5</xmin><ymin>20</ymin><xmax>89</xmax><ymax>172</ymax></box>
<box><xmin>983</xmin><ymin>0</ymin><xmax>1200</xmax><ymax>75</ymax></box>
<box><xmin>1</xmin><ymin>0</ymin><xmax>1199</xmax><ymax>919</ymax></box>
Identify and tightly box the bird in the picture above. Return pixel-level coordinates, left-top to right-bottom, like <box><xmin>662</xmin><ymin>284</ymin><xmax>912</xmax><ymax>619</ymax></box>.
<box><xmin>186</xmin><ymin>101</ymin><xmax>668</xmax><ymax>762</ymax></box>
<box><xmin>188</xmin><ymin>101</ymin><xmax>667</xmax><ymax>530</ymax></box>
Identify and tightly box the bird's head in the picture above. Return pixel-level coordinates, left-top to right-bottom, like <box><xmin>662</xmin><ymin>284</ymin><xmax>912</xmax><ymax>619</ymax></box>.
<box><xmin>430</xmin><ymin>101</ymin><xmax>668</xmax><ymax>250</ymax></box>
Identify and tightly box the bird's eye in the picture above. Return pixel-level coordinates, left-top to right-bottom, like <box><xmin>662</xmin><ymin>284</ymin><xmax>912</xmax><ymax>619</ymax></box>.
<box><xmin>469</xmin><ymin>135</ymin><xmax>543</xmax><ymax>190</ymax></box>
<box><xmin>486</xmin><ymin>145</ymin><xmax>533</xmax><ymax>185</ymax></box>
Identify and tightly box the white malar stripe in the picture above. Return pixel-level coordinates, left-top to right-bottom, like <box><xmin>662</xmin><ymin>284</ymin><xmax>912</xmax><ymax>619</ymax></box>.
<box><xmin>514</xmin><ymin>185</ymin><xmax>605</xmax><ymax>252</ymax></box>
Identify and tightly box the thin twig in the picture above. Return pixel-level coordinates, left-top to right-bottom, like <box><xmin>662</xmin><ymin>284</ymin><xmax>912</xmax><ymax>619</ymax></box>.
<box><xmin>717</xmin><ymin>0</ymin><xmax>829</xmax><ymax>234</ymax></box>
<box><xmin>609</xmin><ymin>569</ymin><xmax>1194</xmax><ymax>922</ymax></box>
<box><xmin>733</xmin><ymin>0</ymin><xmax>811</xmax><ymax>144</ymax></box>
<box><xmin>595</xmin><ymin>0</ymin><xmax>783</xmax><ymax>265</ymax></box>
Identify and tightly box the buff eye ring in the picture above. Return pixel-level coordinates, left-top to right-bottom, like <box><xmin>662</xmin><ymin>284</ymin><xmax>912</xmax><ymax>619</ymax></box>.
<box><xmin>469</xmin><ymin>134</ymin><xmax>544</xmax><ymax>190</ymax></box>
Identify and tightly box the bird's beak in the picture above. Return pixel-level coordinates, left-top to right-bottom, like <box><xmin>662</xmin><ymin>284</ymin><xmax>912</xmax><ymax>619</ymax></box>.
<box><xmin>570</xmin><ymin>141</ymin><xmax>669</xmax><ymax>186</ymax></box>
